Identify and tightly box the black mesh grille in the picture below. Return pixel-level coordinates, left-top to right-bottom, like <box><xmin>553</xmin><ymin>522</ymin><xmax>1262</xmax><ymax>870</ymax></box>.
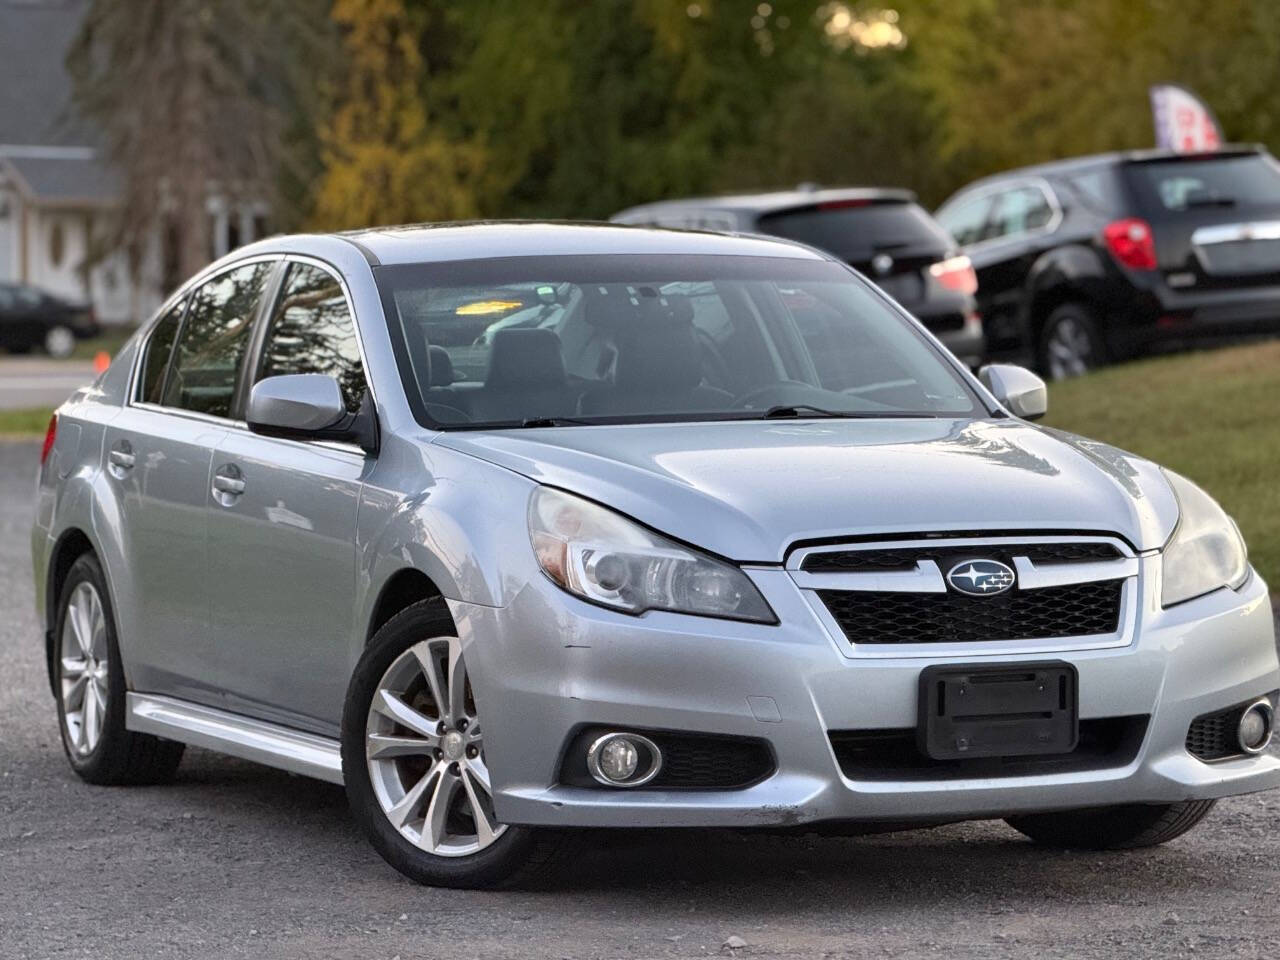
<box><xmin>1186</xmin><ymin>708</ymin><xmax>1240</xmax><ymax>761</ymax></box>
<box><xmin>802</xmin><ymin>540</ymin><xmax>1121</xmax><ymax>573</ymax></box>
<box><xmin>830</xmin><ymin>716</ymin><xmax>1148</xmax><ymax>781</ymax></box>
<box><xmin>818</xmin><ymin>579</ymin><xmax>1124</xmax><ymax>644</ymax></box>
<box><xmin>648</xmin><ymin>735</ymin><xmax>774</xmax><ymax>789</ymax></box>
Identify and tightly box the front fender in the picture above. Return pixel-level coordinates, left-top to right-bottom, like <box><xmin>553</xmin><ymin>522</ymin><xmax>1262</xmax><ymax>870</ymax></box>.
<box><xmin>356</xmin><ymin>440</ymin><xmax>541</xmax><ymax>641</ymax></box>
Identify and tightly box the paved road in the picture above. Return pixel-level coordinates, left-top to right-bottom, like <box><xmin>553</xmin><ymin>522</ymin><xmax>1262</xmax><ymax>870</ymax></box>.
<box><xmin>3</xmin><ymin>438</ymin><xmax>1280</xmax><ymax>960</ymax></box>
<box><xmin>0</xmin><ymin>358</ymin><xmax>96</xmax><ymax>410</ymax></box>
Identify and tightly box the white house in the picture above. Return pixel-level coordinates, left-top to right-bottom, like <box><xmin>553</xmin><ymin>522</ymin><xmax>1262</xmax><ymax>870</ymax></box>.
<box><xmin>0</xmin><ymin>0</ymin><xmax>268</xmax><ymax>327</ymax></box>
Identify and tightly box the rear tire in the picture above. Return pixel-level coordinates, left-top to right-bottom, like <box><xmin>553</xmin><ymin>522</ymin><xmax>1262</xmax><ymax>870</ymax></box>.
<box><xmin>54</xmin><ymin>553</ymin><xmax>185</xmax><ymax>785</ymax></box>
<box><xmin>1038</xmin><ymin>302</ymin><xmax>1108</xmax><ymax>380</ymax></box>
<box><xmin>341</xmin><ymin>598</ymin><xmax>574</xmax><ymax>888</ymax></box>
<box><xmin>1005</xmin><ymin>800</ymin><xmax>1217</xmax><ymax>850</ymax></box>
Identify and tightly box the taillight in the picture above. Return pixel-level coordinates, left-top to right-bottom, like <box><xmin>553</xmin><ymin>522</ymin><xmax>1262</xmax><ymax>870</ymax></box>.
<box><xmin>40</xmin><ymin>414</ymin><xmax>57</xmax><ymax>467</ymax></box>
<box><xmin>928</xmin><ymin>255</ymin><xmax>978</xmax><ymax>295</ymax></box>
<box><xmin>1103</xmin><ymin>218</ymin><xmax>1158</xmax><ymax>270</ymax></box>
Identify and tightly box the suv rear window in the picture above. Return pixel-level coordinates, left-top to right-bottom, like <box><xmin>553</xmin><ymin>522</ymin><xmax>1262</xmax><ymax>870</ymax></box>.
<box><xmin>1125</xmin><ymin>153</ymin><xmax>1280</xmax><ymax>211</ymax></box>
<box><xmin>757</xmin><ymin>202</ymin><xmax>952</xmax><ymax>261</ymax></box>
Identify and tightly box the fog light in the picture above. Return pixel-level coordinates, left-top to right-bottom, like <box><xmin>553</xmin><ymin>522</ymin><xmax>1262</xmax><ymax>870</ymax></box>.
<box><xmin>586</xmin><ymin>732</ymin><xmax>662</xmax><ymax>787</ymax></box>
<box><xmin>1238</xmin><ymin>701</ymin><xmax>1274</xmax><ymax>754</ymax></box>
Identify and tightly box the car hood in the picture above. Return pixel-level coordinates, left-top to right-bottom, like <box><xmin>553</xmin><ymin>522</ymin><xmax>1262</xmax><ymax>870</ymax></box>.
<box><xmin>433</xmin><ymin>418</ymin><xmax>1178</xmax><ymax>562</ymax></box>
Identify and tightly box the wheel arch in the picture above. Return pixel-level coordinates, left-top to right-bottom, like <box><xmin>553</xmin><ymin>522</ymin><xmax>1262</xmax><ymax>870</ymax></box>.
<box><xmin>44</xmin><ymin>527</ymin><xmax>98</xmax><ymax>695</ymax></box>
<box><xmin>1023</xmin><ymin>245</ymin><xmax>1111</xmax><ymax>352</ymax></box>
<box><xmin>365</xmin><ymin>567</ymin><xmax>451</xmax><ymax>644</ymax></box>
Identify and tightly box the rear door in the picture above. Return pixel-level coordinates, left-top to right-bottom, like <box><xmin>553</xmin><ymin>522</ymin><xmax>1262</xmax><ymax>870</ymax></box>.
<box><xmin>103</xmin><ymin>259</ymin><xmax>274</xmax><ymax>701</ymax></box>
<box><xmin>1122</xmin><ymin>151</ymin><xmax>1280</xmax><ymax>290</ymax></box>
<box><xmin>940</xmin><ymin>183</ymin><xmax>1059</xmax><ymax>354</ymax></box>
<box><xmin>203</xmin><ymin>259</ymin><xmax>371</xmax><ymax>734</ymax></box>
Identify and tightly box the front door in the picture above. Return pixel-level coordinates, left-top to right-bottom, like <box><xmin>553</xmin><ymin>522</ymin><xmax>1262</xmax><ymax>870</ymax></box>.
<box><xmin>203</xmin><ymin>260</ymin><xmax>372</xmax><ymax>734</ymax></box>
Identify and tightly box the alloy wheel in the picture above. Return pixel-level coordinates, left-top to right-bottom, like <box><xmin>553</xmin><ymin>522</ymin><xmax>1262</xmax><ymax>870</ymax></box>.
<box><xmin>1045</xmin><ymin>316</ymin><xmax>1094</xmax><ymax>380</ymax></box>
<box><xmin>365</xmin><ymin>636</ymin><xmax>506</xmax><ymax>857</ymax></box>
<box><xmin>60</xmin><ymin>581</ymin><xmax>110</xmax><ymax>755</ymax></box>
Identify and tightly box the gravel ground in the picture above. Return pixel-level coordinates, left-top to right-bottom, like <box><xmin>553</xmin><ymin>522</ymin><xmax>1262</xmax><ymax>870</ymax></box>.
<box><xmin>3</xmin><ymin>437</ymin><xmax>1279</xmax><ymax>960</ymax></box>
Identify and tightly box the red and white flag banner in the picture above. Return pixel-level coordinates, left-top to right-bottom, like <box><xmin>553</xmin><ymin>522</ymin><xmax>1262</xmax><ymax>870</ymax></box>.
<box><xmin>1150</xmin><ymin>84</ymin><xmax>1223</xmax><ymax>153</ymax></box>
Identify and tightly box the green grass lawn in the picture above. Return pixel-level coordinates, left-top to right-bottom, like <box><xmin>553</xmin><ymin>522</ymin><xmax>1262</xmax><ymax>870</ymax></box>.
<box><xmin>0</xmin><ymin>408</ymin><xmax>54</xmax><ymax>438</ymax></box>
<box><xmin>1044</xmin><ymin>341</ymin><xmax>1280</xmax><ymax>590</ymax></box>
<box><xmin>70</xmin><ymin>327</ymin><xmax>135</xmax><ymax>360</ymax></box>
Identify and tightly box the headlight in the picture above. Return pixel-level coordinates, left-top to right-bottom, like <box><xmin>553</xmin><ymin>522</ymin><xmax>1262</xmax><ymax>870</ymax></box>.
<box><xmin>528</xmin><ymin>487</ymin><xmax>776</xmax><ymax>623</ymax></box>
<box><xmin>1160</xmin><ymin>469</ymin><xmax>1249</xmax><ymax>607</ymax></box>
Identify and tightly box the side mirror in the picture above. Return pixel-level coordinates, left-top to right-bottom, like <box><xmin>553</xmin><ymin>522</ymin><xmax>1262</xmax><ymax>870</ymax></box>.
<box><xmin>247</xmin><ymin>374</ymin><xmax>378</xmax><ymax>453</ymax></box>
<box><xmin>979</xmin><ymin>363</ymin><xmax>1047</xmax><ymax>420</ymax></box>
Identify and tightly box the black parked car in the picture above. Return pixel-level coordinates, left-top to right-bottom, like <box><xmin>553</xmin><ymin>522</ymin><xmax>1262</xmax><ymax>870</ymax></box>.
<box><xmin>0</xmin><ymin>282</ymin><xmax>98</xmax><ymax>357</ymax></box>
<box><xmin>612</xmin><ymin>187</ymin><xmax>985</xmax><ymax>367</ymax></box>
<box><xmin>936</xmin><ymin>145</ymin><xmax>1280</xmax><ymax>378</ymax></box>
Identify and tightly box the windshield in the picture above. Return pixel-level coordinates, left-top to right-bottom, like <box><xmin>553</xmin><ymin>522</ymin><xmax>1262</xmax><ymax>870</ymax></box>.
<box><xmin>375</xmin><ymin>254</ymin><xmax>981</xmax><ymax>429</ymax></box>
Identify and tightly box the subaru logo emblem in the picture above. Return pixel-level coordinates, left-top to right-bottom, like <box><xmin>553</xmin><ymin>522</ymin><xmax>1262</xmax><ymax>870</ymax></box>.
<box><xmin>871</xmin><ymin>253</ymin><xmax>894</xmax><ymax>276</ymax></box>
<box><xmin>946</xmin><ymin>559</ymin><xmax>1016</xmax><ymax>596</ymax></box>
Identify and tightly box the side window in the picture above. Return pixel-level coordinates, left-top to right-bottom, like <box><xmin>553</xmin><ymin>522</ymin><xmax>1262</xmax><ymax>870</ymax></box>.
<box><xmin>258</xmin><ymin>263</ymin><xmax>367</xmax><ymax>413</ymax></box>
<box><xmin>138</xmin><ymin>298</ymin><xmax>185</xmax><ymax>404</ymax></box>
<box><xmin>987</xmin><ymin>186</ymin><xmax>1055</xmax><ymax>240</ymax></box>
<box><xmin>163</xmin><ymin>261</ymin><xmax>272</xmax><ymax>418</ymax></box>
<box><xmin>936</xmin><ymin>194</ymin><xmax>994</xmax><ymax>246</ymax></box>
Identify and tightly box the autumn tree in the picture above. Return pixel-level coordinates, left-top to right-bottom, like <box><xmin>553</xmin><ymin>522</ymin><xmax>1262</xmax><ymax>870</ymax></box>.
<box><xmin>309</xmin><ymin>0</ymin><xmax>491</xmax><ymax>229</ymax></box>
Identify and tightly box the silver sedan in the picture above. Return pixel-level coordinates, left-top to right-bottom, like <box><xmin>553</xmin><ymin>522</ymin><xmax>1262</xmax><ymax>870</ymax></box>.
<box><xmin>30</xmin><ymin>223</ymin><xmax>1279</xmax><ymax>888</ymax></box>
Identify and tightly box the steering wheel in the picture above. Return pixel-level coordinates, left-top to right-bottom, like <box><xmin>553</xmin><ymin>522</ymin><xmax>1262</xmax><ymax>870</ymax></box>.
<box><xmin>732</xmin><ymin>381</ymin><xmax>820</xmax><ymax>411</ymax></box>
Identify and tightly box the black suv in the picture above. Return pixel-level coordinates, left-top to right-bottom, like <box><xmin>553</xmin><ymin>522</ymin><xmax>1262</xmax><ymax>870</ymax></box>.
<box><xmin>612</xmin><ymin>188</ymin><xmax>985</xmax><ymax>367</ymax></box>
<box><xmin>936</xmin><ymin>145</ymin><xmax>1280</xmax><ymax>378</ymax></box>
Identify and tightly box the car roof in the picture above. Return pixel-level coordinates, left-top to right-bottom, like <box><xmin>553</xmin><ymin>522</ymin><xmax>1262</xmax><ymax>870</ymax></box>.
<box><xmin>613</xmin><ymin>186</ymin><xmax>917</xmax><ymax>220</ymax></box>
<box><xmin>947</xmin><ymin>144</ymin><xmax>1267</xmax><ymax>198</ymax></box>
<box><xmin>279</xmin><ymin>220</ymin><xmax>830</xmax><ymax>266</ymax></box>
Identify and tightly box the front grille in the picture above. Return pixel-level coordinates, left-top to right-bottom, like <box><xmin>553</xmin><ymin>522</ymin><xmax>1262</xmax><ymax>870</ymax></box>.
<box><xmin>559</xmin><ymin>728</ymin><xmax>774</xmax><ymax>790</ymax></box>
<box><xmin>817</xmin><ymin>579</ymin><xmax>1123</xmax><ymax>644</ymax></box>
<box><xmin>830</xmin><ymin>716</ymin><xmax>1148</xmax><ymax>781</ymax></box>
<box><xmin>802</xmin><ymin>541</ymin><xmax>1121</xmax><ymax>573</ymax></box>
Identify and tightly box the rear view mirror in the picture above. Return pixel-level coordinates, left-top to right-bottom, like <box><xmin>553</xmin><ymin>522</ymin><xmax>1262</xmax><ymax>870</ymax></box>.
<box><xmin>247</xmin><ymin>374</ymin><xmax>378</xmax><ymax>453</ymax></box>
<box><xmin>979</xmin><ymin>364</ymin><xmax>1047</xmax><ymax>420</ymax></box>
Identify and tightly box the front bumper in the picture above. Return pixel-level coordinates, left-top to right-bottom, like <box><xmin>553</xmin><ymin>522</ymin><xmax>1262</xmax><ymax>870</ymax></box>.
<box><xmin>453</xmin><ymin>560</ymin><xmax>1280</xmax><ymax>829</ymax></box>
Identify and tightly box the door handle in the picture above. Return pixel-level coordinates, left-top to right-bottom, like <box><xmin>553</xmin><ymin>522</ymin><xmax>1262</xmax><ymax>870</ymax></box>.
<box><xmin>212</xmin><ymin>465</ymin><xmax>245</xmax><ymax>503</ymax></box>
<box><xmin>107</xmin><ymin>440</ymin><xmax>134</xmax><ymax>477</ymax></box>
<box><xmin>213</xmin><ymin>475</ymin><xmax>245</xmax><ymax>495</ymax></box>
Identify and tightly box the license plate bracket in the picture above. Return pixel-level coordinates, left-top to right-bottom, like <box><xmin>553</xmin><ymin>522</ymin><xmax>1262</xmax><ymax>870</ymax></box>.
<box><xmin>917</xmin><ymin>662</ymin><xmax>1078</xmax><ymax>760</ymax></box>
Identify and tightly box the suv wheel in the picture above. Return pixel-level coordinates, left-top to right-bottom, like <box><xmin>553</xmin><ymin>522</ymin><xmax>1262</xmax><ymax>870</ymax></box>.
<box><xmin>1006</xmin><ymin>800</ymin><xmax>1216</xmax><ymax>850</ymax></box>
<box><xmin>341</xmin><ymin>599</ymin><xmax>572</xmax><ymax>888</ymax></box>
<box><xmin>1040</xmin><ymin>303</ymin><xmax>1107</xmax><ymax>380</ymax></box>
<box><xmin>55</xmin><ymin>553</ymin><xmax>185</xmax><ymax>784</ymax></box>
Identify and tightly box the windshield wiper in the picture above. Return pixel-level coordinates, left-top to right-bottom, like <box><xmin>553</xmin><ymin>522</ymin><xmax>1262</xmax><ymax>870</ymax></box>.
<box><xmin>757</xmin><ymin>405</ymin><xmax>939</xmax><ymax>420</ymax></box>
<box><xmin>518</xmin><ymin>416</ymin><xmax>594</xmax><ymax>428</ymax></box>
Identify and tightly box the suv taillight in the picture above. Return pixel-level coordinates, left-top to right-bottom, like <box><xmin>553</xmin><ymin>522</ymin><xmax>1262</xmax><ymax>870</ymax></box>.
<box><xmin>1103</xmin><ymin>218</ymin><xmax>1158</xmax><ymax>270</ymax></box>
<box><xmin>928</xmin><ymin>255</ymin><xmax>978</xmax><ymax>295</ymax></box>
<box><xmin>40</xmin><ymin>414</ymin><xmax>57</xmax><ymax>467</ymax></box>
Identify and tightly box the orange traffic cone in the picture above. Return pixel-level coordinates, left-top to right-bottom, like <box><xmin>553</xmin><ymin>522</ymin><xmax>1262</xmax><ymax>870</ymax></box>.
<box><xmin>93</xmin><ymin>351</ymin><xmax>111</xmax><ymax>374</ymax></box>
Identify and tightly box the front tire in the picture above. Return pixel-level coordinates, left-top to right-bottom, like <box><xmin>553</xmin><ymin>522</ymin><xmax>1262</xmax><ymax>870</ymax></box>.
<box><xmin>1039</xmin><ymin>302</ymin><xmax>1108</xmax><ymax>380</ymax></box>
<box><xmin>1006</xmin><ymin>800</ymin><xmax>1217</xmax><ymax>850</ymax></box>
<box><xmin>54</xmin><ymin>553</ymin><xmax>184</xmax><ymax>784</ymax></box>
<box><xmin>341</xmin><ymin>599</ymin><xmax>570</xmax><ymax>888</ymax></box>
